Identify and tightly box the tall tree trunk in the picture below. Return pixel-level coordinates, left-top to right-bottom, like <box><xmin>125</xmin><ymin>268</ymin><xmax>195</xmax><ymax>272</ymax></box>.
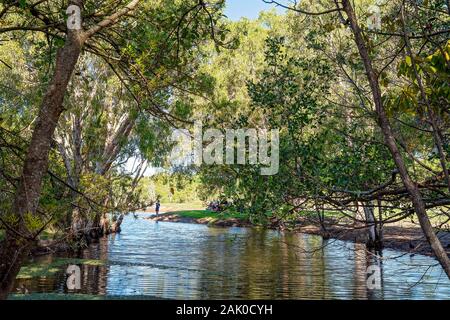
<box><xmin>0</xmin><ymin>4</ymin><xmax>85</xmax><ymax>299</ymax></box>
<box><xmin>341</xmin><ymin>0</ymin><xmax>450</xmax><ymax>278</ymax></box>
<box><xmin>95</xmin><ymin>114</ymin><xmax>134</xmax><ymax>175</ymax></box>
<box><xmin>92</xmin><ymin>115</ymin><xmax>135</xmax><ymax>236</ymax></box>
<box><xmin>0</xmin><ymin>0</ymin><xmax>141</xmax><ymax>299</ymax></box>
<box><xmin>71</xmin><ymin>112</ymin><xmax>135</xmax><ymax>241</ymax></box>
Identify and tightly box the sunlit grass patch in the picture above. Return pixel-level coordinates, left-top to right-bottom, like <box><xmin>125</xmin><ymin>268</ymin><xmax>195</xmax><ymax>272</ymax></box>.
<box><xmin>166</xmin><ymin>209</ymin><xmax>247</xmax><ymax>221</ymax></box>
<box><xmin>17</xmin><ymin>258</ymin><xmax>106</xmax><ymax>279</ymax></box>
<box><xmin>162</xmin><ymin>202</ymin><xmax>204</xmax><ymax>211</ymax></box>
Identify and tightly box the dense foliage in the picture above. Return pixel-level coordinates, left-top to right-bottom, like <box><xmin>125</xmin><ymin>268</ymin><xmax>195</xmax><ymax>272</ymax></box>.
<box><xmin>0</xmin><ymin>0</ymin><xmax>449</xmax><ymax>295</ymax></box>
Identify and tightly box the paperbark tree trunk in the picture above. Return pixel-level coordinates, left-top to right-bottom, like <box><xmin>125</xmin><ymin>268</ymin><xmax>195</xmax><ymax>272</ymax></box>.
<box><xmin>341</xmin><ymin>0</ymin><xmax>450</xmax><ymax>278</ymax></box>
<box><xmin>0</xmin><ymin>0</ymin><xmax>141</xmax><ymax>299</ymax></box>
<box><xmin>0</xmin><ymin>14</ymin><xmax>85</xmax><ymax>299</ymax></box>
<box><xmin>90</xmin><ymin>114</ymin><xmax>135</xmax><ymax>236</ymax></box>
<box><xmin>69</xmin><ymin>113</ymin><xmax>135</xmax><ymax>240</ymax></box>
<box><xmin>95</xmin><ymin>114</ymin><xmax>134</xmax><ymax>175</ymax></box>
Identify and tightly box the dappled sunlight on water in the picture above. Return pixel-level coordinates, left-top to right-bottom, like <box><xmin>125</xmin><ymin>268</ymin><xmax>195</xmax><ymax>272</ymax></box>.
<box><xmin>14</xmin><ymin>213</ymin><xmax>450</xmax><ymax>299</ymax></box>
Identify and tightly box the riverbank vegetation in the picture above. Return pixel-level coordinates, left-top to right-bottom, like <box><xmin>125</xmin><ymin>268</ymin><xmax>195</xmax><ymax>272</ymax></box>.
<box><xmin>0</xmin><ymin>0</ymin><xmax>449</xmax><ymax>298</ymax></box>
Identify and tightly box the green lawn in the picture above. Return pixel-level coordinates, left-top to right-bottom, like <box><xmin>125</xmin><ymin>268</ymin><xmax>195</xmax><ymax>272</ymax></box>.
<box><xmin>165</xmin><ymin>209</ymin><xmax>247</xmax><ymax>221</ymax></box>
<box><xmin>17</xmin><ymin>258</ymin><xmax>106</xmax><ymax>279</ymax></box>
<box><xmin>160</xmin><ymin>202</ymin><xmax>205</xmax><ymax>211</ymax></box>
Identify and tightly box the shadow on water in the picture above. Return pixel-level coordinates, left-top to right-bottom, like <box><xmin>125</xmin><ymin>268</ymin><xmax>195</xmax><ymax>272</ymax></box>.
<box><xmin>13</xmin><ymin>213</ymin><xmax>450</xmax><ymax>299</ymax></box>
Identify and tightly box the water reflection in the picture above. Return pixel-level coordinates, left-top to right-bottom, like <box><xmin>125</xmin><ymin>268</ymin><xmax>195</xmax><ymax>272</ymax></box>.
<box><xmin>14</xmin><ymin>213</ymin><xmax>450</xmax><ymax>299</ymax></box>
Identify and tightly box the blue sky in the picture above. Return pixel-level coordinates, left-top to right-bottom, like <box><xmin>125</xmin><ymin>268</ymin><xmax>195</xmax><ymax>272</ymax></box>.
<box><xmin>223</xmin><ymin>0</ymin><xmax>285</xmax><ymax>21</ymax></box>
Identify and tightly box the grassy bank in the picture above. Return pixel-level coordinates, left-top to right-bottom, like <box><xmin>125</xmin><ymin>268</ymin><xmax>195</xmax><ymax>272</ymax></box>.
<box><xmin>166</xmin><ymin>209</ymin><xmax>247</xmax><ymax>220</ymax></box>
<box><xmin>161</xmin><ymin>202</ymin><xmax>204</xmax><ymax>211</ymax></box>
<box><xmin>17</xmin><ymin>258</ymin><xmax>106</xmax><ymax>279</ymax></box>
<box><xmin>149</xmin><ymin>208</ymin><xmax>251</xmax><ymax>227</ymax></box>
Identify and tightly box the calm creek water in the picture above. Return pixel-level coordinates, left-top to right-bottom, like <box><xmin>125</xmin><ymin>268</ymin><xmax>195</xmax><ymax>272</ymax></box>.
<box><xmin>13</xmin><ymin>213</ymin><xmax>450</xmax><ymax>299</ymax></box>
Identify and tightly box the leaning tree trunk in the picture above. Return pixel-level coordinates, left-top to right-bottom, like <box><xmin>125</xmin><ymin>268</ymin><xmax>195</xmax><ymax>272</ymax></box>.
<box><xmin>0</xmin><ymin>0</ymin><xmax>141</xmax><ymax>299</ymax></box>
<box><xmin>0</xmin><ymin>14</ymin><xmax>85</xmax><ymax>301</ymax></box>
<box><xmin>341</xmin><ymin>0</ymin><xmax>450</xmax><ymax>278</ymax></box>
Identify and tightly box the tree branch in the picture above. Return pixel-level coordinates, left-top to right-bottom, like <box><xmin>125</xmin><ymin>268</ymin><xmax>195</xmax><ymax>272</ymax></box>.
<box><xmin>262</xmin><ymin>0</ymin><xmax>342</xmax><ymax>16</ymax></box>
<box><xmin>83</xmin><ymin>0</ymin><xmax>141</xmax><ymax>40</ymax></box>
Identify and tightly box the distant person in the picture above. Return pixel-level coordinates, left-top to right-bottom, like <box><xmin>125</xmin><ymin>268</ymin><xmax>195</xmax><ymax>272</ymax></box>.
<box><xmin>155</xmin><ymin>200</ymin><xmax>160</xmax><ymax>216</ymax></box>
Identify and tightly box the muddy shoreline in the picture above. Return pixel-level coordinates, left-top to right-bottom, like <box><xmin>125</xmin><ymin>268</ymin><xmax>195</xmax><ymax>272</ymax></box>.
<box><xmin>146</xmin><ymin>213</ymin><xmax>450</xmax><ymax>257</ymax></box>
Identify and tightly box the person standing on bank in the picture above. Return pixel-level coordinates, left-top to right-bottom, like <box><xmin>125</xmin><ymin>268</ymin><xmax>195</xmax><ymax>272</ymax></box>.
<box><xmin>155</xmin><ymin>199</ymin><xmax>161</xmax><ymax>217</ymax></box>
